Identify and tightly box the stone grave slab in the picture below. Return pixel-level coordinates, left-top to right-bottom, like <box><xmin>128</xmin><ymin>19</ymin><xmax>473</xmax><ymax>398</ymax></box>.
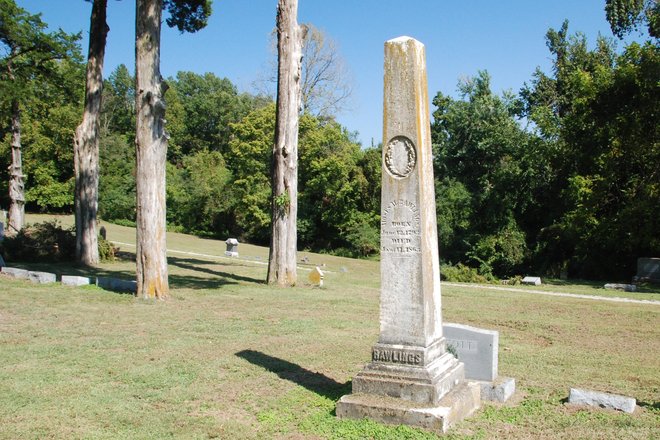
<box><xmin>568</xmin><ymin>388</ymin><xmax>636</xmax><ymax>413</ymax></box>
<box><xmin>96</xmin><ymin>277</ymin><xmax>137</xmax><ymax>293</ymax></box>
<box><xmin>1</xmin><ymin>267</ymin><xmax>29</xmax><ymax>279</ymax></box>
<box><xmin>522</xmin><ymin>276</ymin><xmax>542</xmax><ymax>286</ymax></box>
<box><xmin>62</xmin><ymin>275</ymin><xmax>91</xmax><ymax>287</ymax></box>
<box><xmin>27</xmin><ymin>271</ymin><xmax>56</xmax><ymax>284</ymax></box>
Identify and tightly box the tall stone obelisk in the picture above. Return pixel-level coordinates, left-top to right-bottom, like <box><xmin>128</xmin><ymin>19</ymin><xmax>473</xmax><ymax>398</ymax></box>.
<box><xmin>336</xmin><ymin>36</ymin><xmax>480</xmax><ymax>432</ymax></box>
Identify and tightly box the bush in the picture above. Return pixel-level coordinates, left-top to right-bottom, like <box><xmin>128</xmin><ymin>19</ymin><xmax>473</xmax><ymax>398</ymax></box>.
<box><xmin>98</xmin><ymin>234</ymin><xmax>117</xmax><ymax>262</ymax></box>
<box><xmin>1</xmin><ymin>221</ymin><xmax>76</xmax><ymax>262</ymax></box>
<box><xmin>440</xmin><ymin>263</ymin><xmax>496</xmax><ymax>284</ymax></box>
<box><xmin>1</xmin><ymin>221</ymin><xmax>117</xmax><ymax>263</ymax></box>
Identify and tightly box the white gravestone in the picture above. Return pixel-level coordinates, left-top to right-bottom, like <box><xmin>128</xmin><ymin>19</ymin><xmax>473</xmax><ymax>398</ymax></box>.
<box><xmin>444</xmin><ymin>323</ymin><xmax>515</xmax><ymax>402</ymax></box>
<box><xmin>225</xmin><ymin>238</ymin><xmax>239</xmax><ymax>257</ymax></box>
<box><xmin>336</xmin><ymin>36</ymin><xmax>480</xmax><ymax>433</ymax></box>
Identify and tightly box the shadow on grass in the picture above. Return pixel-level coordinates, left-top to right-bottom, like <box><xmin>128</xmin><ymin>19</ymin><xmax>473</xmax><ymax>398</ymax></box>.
<box><xmin>3</xmin><ymin>253</ymin><xmax>265</xmax><ymax>290</ymax></box>
<box><xmin>236</xmin><ymin>349</ymin><xmax>351</xmax><ymax>402</ymax></box>
<box><xmin>167</xmin><ymin>256</ymin><xmax>264</xmax><ymax>285</ymax></box>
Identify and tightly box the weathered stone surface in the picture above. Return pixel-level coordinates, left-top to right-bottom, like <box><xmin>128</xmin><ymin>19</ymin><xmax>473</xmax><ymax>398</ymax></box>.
<box><xmin>479</xmin><ymin>377</ymin><xmax>516</xmax><ymax>402</ymax></box>
<box><xmin>308</xmin><ymin>266</ymin><xmax>324</xmax><ymax>286</ymax></box>
<box><xmin>568</xmin><ymin>388</ymin><xmax>636</xmax><ymax>413</ymax></box>
<box><xmin>604</xmin><ymin>283</ymin><xmax>637</xmax><ymax>292</ymax></box>
<box><xmin>337</xmin><ymin>36</ymin><xmax>479</xmax><ymax>432</ymax></box>
<box><xmin>225</xmin><ymin>238</ymin><xmax>239</xmax><ymax>257</ymax></box>
<box><xmin>27</xmin><ymin>271</ymin><xmax>56</xmax><ymax>284</ymax></box>
<box><xmin>1</xmin><ymin>266</ymin><xmax>29</xmax><ymax>279</ymax></box>
<box><xmin>444</xmin><ymin>323</ymin><xmax>498</xmax><ymax>381</ymax></box>
<box><xmin>337</xmin><ymin>381</ymin><xmax>480</xmax><ymax>433</ymax></box>
<box><xmin>62</xmin><ymin>275</ymin><xmax>91</xmax><ymax>287</ymax></box>
<box><xmin>96</xmin><ymin>277</ymin><xmax>137</xmax><ymax>293</ymax></box>
<box><xmin>522</xmin><ymin>276</ymin><xmax>542</xmax><ymax>285</ymax></box>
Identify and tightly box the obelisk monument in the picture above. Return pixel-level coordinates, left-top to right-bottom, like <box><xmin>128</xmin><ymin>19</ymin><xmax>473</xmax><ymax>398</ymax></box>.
<box><xmin>336</xmin><ymin>36</ymin><xmax>480</xmax><ymax>432</ymax></box>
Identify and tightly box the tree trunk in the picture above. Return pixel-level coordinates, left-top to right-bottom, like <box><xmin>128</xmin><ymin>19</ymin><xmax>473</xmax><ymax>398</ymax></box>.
<box><xmin>74</xmin><ymin>0</ymin><xmax>109</xmax><ymax>266</ymax></box>
<box><xmin>267</xmin><ymin>0</ymin><xmax>304</xmax><ymax>286</ymax></box>
<box><xmin>135</xmin><ymin>0</ymin><xmax>169</xmax><ymax>299</ymax></box>
<box><xmin>7</xmin><ymin>98</ymin><xmax>24</xmax><ymax>235</ymax></box>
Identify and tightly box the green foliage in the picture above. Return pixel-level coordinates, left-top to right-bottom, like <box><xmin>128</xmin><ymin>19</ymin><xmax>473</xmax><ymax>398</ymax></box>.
<box><xmin>98</xmin><ymin>134</ymin><xmax>135</xmax><ymax>222</ymax></box>
<box><xmin>522</xmin><ymin>23</ymin><xmax>660</xmax><ymax>279</ymax></box>
<box><xmin>440</xmin><ymin>263</ymin><xmax>495</xmax><ymax>284</ymax></box>
<box><xmin>166</xmin><ymin>149</ymin><xmax>232</xmax><ymax>236</ymax></box>
<box><xmin>605</xmin><ymin>0</ymin><xmax>659</xmax><ymax>38</ymax></box>
<box><xmin>97</xmin><ymin>233</ymin><xmax>116</xmax><ymax>262</ymax></box>
<box><xmin>163</xmin><ymin>0</ymin><xmax>212</xmax><ymax>34</ymax></box>
<box><xmin>432</xmin><ymin>71</ymin><xmax>533</xmax><ymax>276</ymax></box>
<box><xmin>1</xmin><ymin>220</ymin><xmax>75</xmax><ymax>262</ymax></box>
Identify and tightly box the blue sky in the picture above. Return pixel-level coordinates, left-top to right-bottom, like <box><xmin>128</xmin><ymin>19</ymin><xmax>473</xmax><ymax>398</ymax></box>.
<box><xmin>18</xmin><ymin>0</ymin><xmax>628</xmax><ymax>147</ymax></box>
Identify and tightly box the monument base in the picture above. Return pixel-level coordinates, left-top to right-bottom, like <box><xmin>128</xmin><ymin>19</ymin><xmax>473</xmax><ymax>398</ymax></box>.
<box><xmin>352</xmin><ymin>338</ymin><xmax>463</xmax><ymax>404</ymax></box>
<box><xmin>337</xmin><ymin>381</ymin><xmax>481</xmax><ymax>433</ymax></box>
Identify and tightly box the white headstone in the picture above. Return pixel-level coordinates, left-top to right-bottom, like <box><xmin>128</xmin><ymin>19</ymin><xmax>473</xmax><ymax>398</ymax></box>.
<box><xmin>62</xmin><ymin>275</ymin><xmax>91</xmax><ymax>287</ymax></box>
<box><xmin>522</xmin><ymin>276</ymin><xmax>542</xmax><ymax>286</ymax></box>
<box><xmin>225</xmin><ymin>238</ymin><xmax>239</xmax><ymax>257</ymax></box>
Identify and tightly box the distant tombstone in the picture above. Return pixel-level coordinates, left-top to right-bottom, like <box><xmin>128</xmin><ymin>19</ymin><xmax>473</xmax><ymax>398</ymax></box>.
<box><xmin>1</xmin><ymin>267</ymin><xmax>29</xmax><ymax>279</ymax></box>
<box><xmin>635</xmin><ymin>257</ymin><xmax>660</xmax><ymax>282</ymax></box>
<box><xmin>225</xmin><ymin>238</ymin><xmax>239</xmax><ymax>257</ymax></box>
<box><xmin>99</xmin><ymin>226</ymin><xmax>107</xmax><ymax>240</ymax></box>
<box><xmin>62</xmin><ymin>275</ymin><xmax>91</xmax><ymax>287</ymax></box>
<box><xmin>28</xmin><ymin>271</ymin><xmax>56</xmax><ymax>284</ymax></box>
<box><xmin>96</xmin><ymin>277</ymin><xmax>137</xmax><ymax>294</ymax></box>
<box><xmin>308</xmin><ymin>266</ymin><xmax>324</xmax><ymax>287</ymax></box>
<box><xmin>604</xmin><ymin>283</ymin><xmax>637</xmax><ymax>292</ymax></box>
<box><xmin>522</xmin><ymin>276</ymin><xmax>542</xmax><ymax>286</ymax></box>
<box><xmin>0</xmin><ymin>254</ymin><xmax>5</xmax><ymax>267</ymax></box>
<box><xmin>336</xmin><ymin>36</ymin><xmax>480</xmax><ymax>433</ymax></box>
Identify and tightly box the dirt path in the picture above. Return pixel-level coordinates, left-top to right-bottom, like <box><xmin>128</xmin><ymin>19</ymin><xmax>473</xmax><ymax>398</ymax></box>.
<box><xmin>442</xmin><ymin>282</ymin><xmax>660</xmax><ymax>305</ymax></box>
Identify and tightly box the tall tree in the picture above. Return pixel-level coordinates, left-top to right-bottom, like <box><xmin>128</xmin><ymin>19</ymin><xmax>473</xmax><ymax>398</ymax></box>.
<box><xmin>299</xmin><ymin>24</ymin><xmax>352</xmax><ymax>117</ymax></box>
<box><xmin>74</xmin><ymin>0</ymin><xmax>109</xmax><ymax>265</ymax></box>
<box><xmin>0</xmin><ymin>0</ymin><xmax>79</xmax><ymax>234</ymax></box>
<box><xmin>134</xmin><ymin>0</ymin><xmax>211</xmax><ymax>299</ymax></box>
<box><xmin>267</xmin><ymin>0</ymin><xmax>304</xmax><ymax>286</ymax></box>
<box><xmin>605</xmin><ymin>0</ymin><xmax>659</xmax><ymax>38</ymax></box>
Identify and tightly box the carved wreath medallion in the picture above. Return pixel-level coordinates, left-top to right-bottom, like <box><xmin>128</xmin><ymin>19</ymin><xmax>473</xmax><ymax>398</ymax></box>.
<box><xmin>384</xmin><ymin>135</ymin><xmax>416</xmax><ymax>179</ymax></box>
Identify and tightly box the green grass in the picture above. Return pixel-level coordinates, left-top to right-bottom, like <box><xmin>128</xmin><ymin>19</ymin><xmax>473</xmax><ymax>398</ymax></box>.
<box><xmin>0</xmin><ymin>214</ymin><xmax>658</xmax><ymax>439</ymax></box>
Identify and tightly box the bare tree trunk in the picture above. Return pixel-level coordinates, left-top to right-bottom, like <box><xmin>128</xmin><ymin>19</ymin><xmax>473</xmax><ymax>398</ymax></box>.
<box><xmin>7</xmin><ymin>98</ymin><xmax>24</xmax><ymax>235</ymax></box>
<box><xmin>267</xmin><ymin>0</ymin><xmax>304</xmax><ymax>286</ymax></box>
<box><xmin>134</xmin><ymin>0</ymin><xmax>169</xmax><ymax>299</ymax></box>
<box><xmin>74</xmin><ymin>0</ymin><xmax>108</xmax><ymax>266</ymax></box>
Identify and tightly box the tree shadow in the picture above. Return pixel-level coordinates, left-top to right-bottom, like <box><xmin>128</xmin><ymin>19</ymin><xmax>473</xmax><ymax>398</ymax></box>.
<box><xmin>235</xmin><ymin>349</ymin><xmax>351</xmax><ymax>402</ymax></box>
<box><xmin>167</xmin><ymin>256</ymin><xmax>265</xmax><ymax>284</ymax></box>
<box><xmin>4</xmin><ymin>255</ymin><xmax>263</xmax><ymax>290</ymax></box>
<box><xmin>638</xmin><ymin>400</ymin><xmax>660</xmax><ymax>410</ymax></box>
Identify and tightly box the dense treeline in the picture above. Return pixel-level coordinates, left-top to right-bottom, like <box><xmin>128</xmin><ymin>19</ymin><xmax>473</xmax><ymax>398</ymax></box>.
<box><xmin>1</xmin><ymin>10</ymin><xmax>657</xmax><ymax>280</ymax></box>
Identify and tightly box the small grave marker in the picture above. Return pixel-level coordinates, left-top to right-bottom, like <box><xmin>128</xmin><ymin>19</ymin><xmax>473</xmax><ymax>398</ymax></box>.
<box><xmin>225</xmin><ymin>238</ymin><xmax>239</xmax><ymax>257</ymax></box>
<box><xmin>522</xmin><ymin>276</ymin><xmax>542</xmax><ymax>286</ymax></box>
<box><xmin>308</xmin><ymin>266</ymin><xmax>324</xmax><ymax>286</ymax></box>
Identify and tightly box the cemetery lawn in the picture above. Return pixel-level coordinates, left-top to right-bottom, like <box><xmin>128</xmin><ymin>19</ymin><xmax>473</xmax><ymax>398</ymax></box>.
<box><xmin>0</xmin><ymin>216</ymin><xmax>657</xmax><ymax>439</ymax></box>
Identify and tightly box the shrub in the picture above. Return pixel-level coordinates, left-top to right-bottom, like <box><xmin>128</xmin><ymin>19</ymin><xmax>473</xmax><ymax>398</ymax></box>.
<box><xmin>440</xmin><ymin>263</ymin><xmax>496</xmax><ymax>284</ymax></box>
<box><xmin>1</xmin><ymin>221</ymin><xmax>76</xmax><ymax>262</ymax></box>
<box><xmin>1</xmin><ymin>221</ymin><xmax>117</xmax><ymax>263</ymax></box>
